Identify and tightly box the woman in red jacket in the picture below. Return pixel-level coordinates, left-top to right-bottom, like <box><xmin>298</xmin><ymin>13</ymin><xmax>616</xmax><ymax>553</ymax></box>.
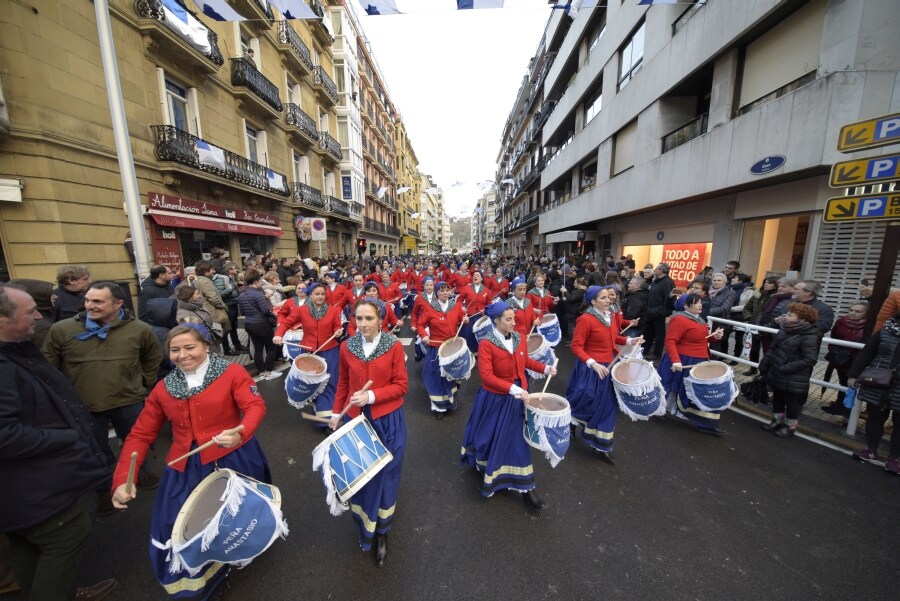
<box><xmin>461</xmin><ymin>303</ymin><xmax>556</xmax><ymax>509</ymax></box>
<box><xmin>567</xmin><ymin>286</ymin><xmax>643</xmax><ymax>464</ymax></box>
<box><xmin>416</xmin><ymin>281</ymin><xmax>468</xmax><ymax>419</ymax></box>
<box><xmin>274</xmin><ymin>282</ymin><xmax>343</xmax><ymax>424</ymax></box>
<box><xmin>506</xmin><ymin>277</ymin><xmax>540</xmax><ymax>338</ymax></box>
<box><xmin>329</xmin><ymin>299</ymin><xmax>408</xmax><ymax>568</ymax></box>
<box><xmin>111</xmin><ymin>324</ymin><xmax>270</xmax><ymax>599</ymax></box>
<box><xmin>487</xmin><ymin>267</ymin><xmax>510</xmax><ymax>300</ymax></box>
<box><xmin>457</xmin><ymin>270</ymin><xmax>492</xmax><ymax>354</ymax></box>
<box><xmin>345</xmin><ymin>282</ymin><xmax>400</xmax><ymax>336</ymax></box>
<box><xmin>657</xmin><ymin>293</ymin><xmax>725</xmax><ymax>432</ymax></box>
<box><xmin>527</xmin><ymin>273</ymin><xmax>556</xmax><ymax>316</ymax></box>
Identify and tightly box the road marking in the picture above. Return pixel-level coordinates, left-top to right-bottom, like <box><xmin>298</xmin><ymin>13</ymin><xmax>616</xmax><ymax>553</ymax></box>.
<box><xmin>398</xmin><ymin>337</ymin><xmax>414</xmax><ymax>345</ymax></box>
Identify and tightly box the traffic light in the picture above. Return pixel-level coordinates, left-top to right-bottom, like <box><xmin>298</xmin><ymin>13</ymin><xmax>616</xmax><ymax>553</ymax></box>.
<box><xmin>356</xmin><ymin>238</ymin><xmax>366</xmax><ymax>255</ymax></box>
<box><xmin>576</xmin><ymin>240</ymin><xmax>582</xmax><ymax>248</ymax></box>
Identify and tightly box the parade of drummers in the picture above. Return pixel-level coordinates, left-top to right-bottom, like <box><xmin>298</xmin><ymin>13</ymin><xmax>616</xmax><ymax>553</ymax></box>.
<box><xmin>2</xmin><ymin>0</ymin><xmax>899</xmax><ymax>600</ymax></box>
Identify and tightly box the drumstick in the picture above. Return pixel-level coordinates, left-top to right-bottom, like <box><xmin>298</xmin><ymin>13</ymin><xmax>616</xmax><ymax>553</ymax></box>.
<box><xmin>540</xmin><ymin>358</ymin><xmax>559</xmax><ymax>395</ymax></box>
<box><xmin>312</xmin><ymin>332</ymin><xmax>340</xmax><ymax>354</ymax></box>
<box><xmin>124</xmin><ymin>451</ymin><xmax>138</xmax><ymax>496</ymax></box>
<box><xmin>167</xmin><ymin>424</ymin><xmax>245</xmax><ymax>467</ymax></box>
<box><xmin>619</xmin><ymin>322</ymin><xmax>636</xmax><ymax>335</ymax></box>
<box><xmin>301</xmin><ymin>413</ymin><xmax>333</xmax><ymax>424</ymax></box>
<box><xmin>336</xmin><ymin>380</ymin><xmax>374</xmax><ymax>420</ymax></box>
<box><xmin>283</xmin><ymin>341</ymin><xmax>312</xmax><ymax>349</ymax></box>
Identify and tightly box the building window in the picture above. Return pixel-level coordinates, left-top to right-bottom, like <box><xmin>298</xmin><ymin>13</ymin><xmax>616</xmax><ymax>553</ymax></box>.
<box><xmin>618</xmin><ymin>21</ymin><xmax>645</xmax><ymax>90</ymax></box>
<box><xmin>612</xmin><ymin>119</ymin><xmax>638</xmax><ymax>175</ymax></box>
<box><xmin>338</xmin><ymin>121</ymin><xmax>349</xmax><ymax>147</ymax></box>
<box><xmin>246</xmin><ymin>125</ymin><xmax>258</xmax><ymax>163</ymax></box>
<box><xmin>580</xmin><ymin>160</ymin><xmax>597</xmax><ymax>191</ymax></box>
<box><xmin>165</xmin><ymin>79</ymin><xmax>190</xmax><ymax>132</ymax></box>
<box><xmin>672</xmin><ymin>0</ymin><xmax>707</xmax><ymax>35</ymax></box>
<box><xmin>293</xmin><ymin>152</ymin><xmax>309</xmax><ymax>183</ymax></box>
<box><xmin>583</xmin><ymin>82</ymin><xmax>602</xmax><ymax>125</ymax></box>
<box><xmin>588</xmin><ymin>13</ymin><xmax>607</xmax><ymax>55</ymax></box>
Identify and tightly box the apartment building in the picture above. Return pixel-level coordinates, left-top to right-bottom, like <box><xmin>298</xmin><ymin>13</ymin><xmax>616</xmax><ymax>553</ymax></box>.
<box><xmin>496</xmin><ymin>0</ymin><xmax>899</xmax><ymax>313</ymax></box>
<box><xmin>395</xmin><ymin>115</ymin><xmax>422</xmax><ymax>254</ymax></box>
<box><xmin>474</xmin><ymin>187</ymin><xmax>499</xmax><ymax>254</ymax></box>
<box><xmin>419</xmin><ymin>172</ymin><xmax>442</xmax><ymax>254</ymax></box>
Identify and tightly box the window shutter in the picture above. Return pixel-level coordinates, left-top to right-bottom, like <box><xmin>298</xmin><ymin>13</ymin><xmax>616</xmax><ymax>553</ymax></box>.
<box><xmin>613</xmin><ymin>120</ymin><xmax>638</xmax><ymax>175</ymax></box>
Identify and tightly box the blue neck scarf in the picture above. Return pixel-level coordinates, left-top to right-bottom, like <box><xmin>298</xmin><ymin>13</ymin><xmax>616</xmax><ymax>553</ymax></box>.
<box><xmin>73</xmin><ymin>309</ymin><xmax>125</xmax><ymax>340</ymax></box>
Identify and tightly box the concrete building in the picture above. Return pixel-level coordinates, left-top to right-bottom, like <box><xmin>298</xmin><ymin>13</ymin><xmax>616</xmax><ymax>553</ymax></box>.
<box><xmin>474</xmin><ymin>187</ymin><xmax>499</xmax><ymax>254</ymax></box>
<box><xmin>496</xmin><ymin>0</ymin><xmax>900</xmax><ymax>312</ymax></box>
<box><xmin>395</xmin><ymin>115</ymin><xmax>422</xmax><ymax>254</ymax></box>
<box><xmin>419</xmin><ymin>173</ymin><xmax>442</xmax><ymax>254</ymax></box>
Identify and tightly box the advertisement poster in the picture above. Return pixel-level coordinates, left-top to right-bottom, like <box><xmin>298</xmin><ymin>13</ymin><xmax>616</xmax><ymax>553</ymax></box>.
<box><xmin>660</xmin><ymin>243</ymin><xmax>707</xmax><ymax>287</ymax></box>
<box><xmin>294</xmin><ymin>216</ymin><xmax>312</xmax><ymax>241</ymax></box>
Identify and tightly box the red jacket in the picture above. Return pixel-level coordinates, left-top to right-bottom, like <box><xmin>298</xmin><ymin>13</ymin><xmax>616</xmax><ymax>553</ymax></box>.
<box><xmin>276</xmin><ymin>303</ymin><xmax>342</xmax><ymax>351</ymax></box>
<box><xmin>113</xmin><ymin>364</ymin><xmax>266</xmax><ymax>487</ymax></box>
<box><xmin>342</xmin><ymin>286</ymin><xmax>367</xmax><ymax>311</ymax></box>
<box><xmin>346</xmin><ymin>302</ymin><xmax>399</xmax><ymax>336</ymax></box>
<box><xmin>507</xmin><ymin>298</ymin><xmax>538</xmax><ymax>338</ymax></box>
<box><xmin>410</xmin><ymin>292</ymin><xmax>435</xmax><ymax>330</ymax></box>
<box><xmin>527</xmin><ymin>289</ymin><xmax>556</xmax><ymax>315</ymax></box>
<box><xmin>325</xmin><ymin>284</ymin><xmax>347</xmax><ymax>308</ymax></box>
<box><xmin>664</xmin><ymin>315</ymin><xmax>711</xmax><ymax>363</ymax></box>
<box><xmin>333</xmin><ymin>337</ymin><xmax>407</xmax><ymax>420</ymax></box>
<box><xmin>478</xmin><ymin>336</ymin><xmax>548</xmax><ymax>394</ymax></box>
<box><xmin>486</xmin><ymin>276</ymin><xmax>509</xmax><ymax>299</ymax></box>
<box><xmin>416</xmin><ymin>301</ymin><xmax>466</xmax><ymax>346</ymax></box>
<box><xmin>453</xmin><ymin>274</ymin><xmax>471</xmax><ymax>290</ymax></box>
<box><xmin>275</xmin><ymin>297</ymin><xmax>305</xmax><ymax>327</ymax></box>
<box><xmin>571</xmin><ymin>312</ymin><xmax>627</xmax><ymax>364</ymax></box>
<box><xmin>457</xmin><ymin>284</ymin><xmax>492</xmax><ymax>314</ymax></box>
<box><xmin>391</xmin><ymin>269</ymin><xmax>413</xmax><ymax>287</ymax></box>
<box><xmin>378</xmin><ymin>282</ymin><xmax>402</xmax><ymax>304</ymax></box>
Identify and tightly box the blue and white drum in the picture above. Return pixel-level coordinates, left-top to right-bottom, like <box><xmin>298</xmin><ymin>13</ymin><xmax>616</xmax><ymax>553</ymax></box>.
<box><xmin>282</xmin><ymin>329</ymin><xmax>305</xmax><ymax>361</ymax></box>
<box><xmin>438</xmin><ymin>337</ymin><xmax>474</xmax><ymax>381</ymax></box>
<box><xmin>284</xmin><ymin>354</ymin><xmax>330</xmax><ymax>409</ymax></box>
<box><xmin>526</xmin><ymin>333</ymin><xmax>555</xmax><ymax>380</ymax></box>
<box><xmin>311</xmin><ymin>415</ymin><xmax>394</xmax><ymax>515</ymax></box>
<box><xmin>167</xmin><ymin>469</ymin><xmax>288</xmax><ymax>576</ymax></box>
<box><xmin>611</xmin><ymin>359</ymin><xmax>667</xmax><ymax>421</ymax></box>
<box><xmin>473</xmin><ymin>315</ymin><xmax>493</xmax><ymax>342</ymax></box>
<box><xmin>537</xmin><ymin>314</ymin><xmax>562</xmax><ymax>347</ymax></box>
<box><xmin>523</xmin><ymin>393</ymin><xmax>571</xmax><ymax>468</ymax></box>
<box><xmin>684</xmin><ymin>360</ymin><xmax>738</xmax><ymax>412</ymax></box>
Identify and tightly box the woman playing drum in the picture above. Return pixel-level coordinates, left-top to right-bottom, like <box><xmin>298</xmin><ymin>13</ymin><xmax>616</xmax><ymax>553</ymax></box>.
<box><xmin>567</xmin><ymin>286</ymin><xmax>643</xmax><ymax>464</ymax></box>
<box><xmin>409</xmin><ymin>277</ymin><xmax>436</xmax><ymax>332</ymax></box>
<box><xmin>657</xmin><ymin>293</ymin><xmax>725</xmax><ymax>433</ymax></box>
<box><xmin>329</xmin><ymin>299</ymin><xmax>408</xmax><ymax>568</ymax></box>
<box><xmin>345</xmin><ymin>282</ymin><xmax>399</xmax><ymax>335</ymax></box>
<box><xmin>461</xmin><ymin>303</ymin><xmax>556</xmax><ymax>509</ymax></box>
<box><xmin>111</xmin><ymin>324</ymin><xmax>271</xmax><ymax>599</ymax></box>
<box><xmin>527</xmin><ymin>273</ymin><xmax>556</xmax><ymax>317</ymax></box>
<box><xmin>457</xmin><ymin>270</ymin><xmax>492</xmax><ymax>354</ymax></box>
<box><xmin>507</xmin><ymin>277</ymin><xmax>540</xmax><ymax>339</ymax></box>
<box><xmin>274</xmin><ymin>282</ymin><xmax>343</xmax><ymax>426</ymax></box>
<box><xmin>416</xmin><ymin>281</ymin><xmax>469</xmax><ymax>420</ymax></box>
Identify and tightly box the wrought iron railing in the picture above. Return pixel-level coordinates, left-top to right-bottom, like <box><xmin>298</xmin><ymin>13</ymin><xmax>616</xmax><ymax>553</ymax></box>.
<box><xmin>134</xmin><ymin>0</ymin><xmax>224</xmax><ymax>66</ymax></box>
<box><xmin>285</xmin><ymin>103</ymin><xmax>319</xmax><ymax>141</ymax></box>
<box><xmin>290</xmin><ymin>182</ymin><xmax>324</xmax><ymax>208</ymax></box>
<box><xmin>662</xmin><ymin>113</ymin><xmax>709</xmax><ymax>154</ymax></box>
<box><xmin>231</xmin><ymin>57</ymin><xmax>282</xmax><ymax>112</ymax></box>
<box><xmin>277</xmin><ymin>21</ymin><xmax>313</xmax><ymax>71</ymax></box>
<box><xmin>387</xmin><ymin>225</ymin><xmax>401</xmax><ymax>237</ymax></box>
<box><xmin>349</xmin><ymin>202</ymin><xmax>363</xmax><ymax>219</ymax></box>
<box><xmin>152</xmin><ymin>125</ymin><xmax>289</xmax><ymax>195</ymax></box>
<box><xmin>314</xmin><ymin>66</ymin><xmax>339</xmax><ymax>104</ymax></box>
<box><xmin>363</xmin><ymin>216</ymin><xmax>387</xmax><ymax>234</ymax></box>
<box><xmin>319</xmin><ymin>131</ymin><xmax>343</xmax><ymax>161</ymax></box>
<box><xmin>253</xmin><ymin>0</ymin><xmax>274</xmax><ymax>20</ymax></box>
<box><xmin>406</xmin><ymin>227</ymin><xmax>419</xmax><ymax>237</ymax></box>
<box><xmin>325</xmin><ymin>195</ymin><xmax>350</xmax><ymax>217</ymax></box>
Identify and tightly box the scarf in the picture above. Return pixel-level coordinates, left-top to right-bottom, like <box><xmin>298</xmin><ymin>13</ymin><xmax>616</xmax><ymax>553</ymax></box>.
<box><xmin>673</xmin><ymin>310</ymin><xmax>706</xmax><ymax>325</ymax></box>
<box><xmin>507</xmin><ymin>296</ymin><xmax>530</xmax><ymax>310</ymax></box>
<box><xmin>709</xmin><ymin>286</ymin><xmax>725</xmax><ymax>298</ymax></box>
<box><xmin>164</xmin><ymin>354</ymin><xmax>230</xmax><ymax>399</ymax></box>
<box><xmin>346</xmin><ymin>331</ymin><xmax>397</xmax><ymax>362</ymax></box>
<box><xmin>73</xmin><ymin>309</ymin><xmax>125</xmax><ymax>340</ymax></box>
<box><xmin>308</xmin><ymin>301</ymin><xmax>328</xmax><ymax>320</ymax></box>
<box><xmin>586</xmin><ymin>306</ymin><xmax>611</xmax><ymax>327</ymax></box>
<box><xmin>783</xmin><ymin>320</ymin><xmax>813</xmax><ymax>333</ymax></box>
<box><xmin>528</xmin><ymin>287</ymin><xmax>546</xmax><ymax>298</ymax></box>
<box><xmin>431</xmin><ymin>297</ymin><xmax>456</xmax><ymax>313</ymax></box>
<box><xmin>484</xmin><ymin>328</ymin><xmax>520</xmax><ymax>353</ymax></box>
<box><xmin>885</xmin><ymin>318</ymin><xmax>900</xmax><ymax>338</ymax></box>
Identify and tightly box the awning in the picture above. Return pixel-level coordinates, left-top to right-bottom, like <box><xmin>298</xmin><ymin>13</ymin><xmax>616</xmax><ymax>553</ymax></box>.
<box><xmin>545</xmin><ymin>230</ymin><xmax>598</xmax><ymax>244</ymax></box>
<box><xmin>148</xmin><ymin>209</ymin><xmax>283</xmax><ymax>237</ymax></box>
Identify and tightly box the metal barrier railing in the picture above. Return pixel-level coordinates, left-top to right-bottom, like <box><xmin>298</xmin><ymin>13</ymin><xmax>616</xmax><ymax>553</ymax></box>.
<box><xmin>705</xmin><ymin>316</ymin><xmax>866</xmax><ymax>437</ymax></box>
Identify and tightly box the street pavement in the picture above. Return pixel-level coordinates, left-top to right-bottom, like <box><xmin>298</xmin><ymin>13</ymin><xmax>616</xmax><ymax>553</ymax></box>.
<box><xmin>14</xmin><ymin>325</ymin><xmax>898</xmax><ymax>601</ymax></box>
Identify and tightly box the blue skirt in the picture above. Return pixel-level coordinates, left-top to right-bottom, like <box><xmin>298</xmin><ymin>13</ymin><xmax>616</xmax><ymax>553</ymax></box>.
<box><xmin>658</xmin><ymin>354</ymin><xmax>723</xmax><ymax>431</ymax></box>
<box><xmin>422</xmin><ymin>345</ymin><xmax>459</xmax><ymax>412</ymax></box>
<box><xmin>348</xmin><ymin>407</ymin><xmax>406</xmax><ymax>551</ymax></box>
<box><xmin>150</xmin><ymin>438</ymin><xmax>272</xmax><ymax>600</ymax></box>
<box><xmin>460</xmin><ymin>322</ymin><xmax>479</xmax><ymax>355</ymax></box>
<box><xmin>460</xmin><ymin>384</ymin><xmax>535</xmax><ymax>496</ymax></box>
<box><xmin>311</xmin><ymin>346</ymin><xmax>340</xmax><ymax>428</ymax></box>
<box><xmin>566</xmin><ymin>360</ymin><xmax>616</xmax><ymax>453</ymax></box>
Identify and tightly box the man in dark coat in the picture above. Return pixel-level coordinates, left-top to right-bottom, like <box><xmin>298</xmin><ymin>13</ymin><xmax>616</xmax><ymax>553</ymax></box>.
<box><xmin>642</xmin><ymin>263</ymin><xmax>676</xmax><ymax>359</ymax></box>
<box><xmin>51</xmin><ymin>264</ymin><xmax>92</xmax><ymax>322</ymax></box>
<box><xmin>137</xmin><ymin>264</ymin><xmax>174</xmax><ymax>322</ymax></box>
<box><xmin>0</xmin><ymin>284</ymin><xmax>117</xmax><ymax>600</ymax></box>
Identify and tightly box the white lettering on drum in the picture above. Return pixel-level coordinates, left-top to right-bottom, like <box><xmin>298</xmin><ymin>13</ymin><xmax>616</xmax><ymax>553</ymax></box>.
<box><xmin>223</xmin><ymin>518</ymin><xmax>258</xmax><ymax>554</ymax></box>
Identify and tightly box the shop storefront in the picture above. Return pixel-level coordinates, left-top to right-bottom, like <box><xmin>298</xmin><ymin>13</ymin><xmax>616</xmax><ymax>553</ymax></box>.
<box><xmin>622</xmin><ymin>242</ymin><xmax>714</xmax><ymax>288</ymax></box>
<box><xmin>146</xmin><ymin>192</ymin><xmax>283</xmax><ymax>274</ymax></box>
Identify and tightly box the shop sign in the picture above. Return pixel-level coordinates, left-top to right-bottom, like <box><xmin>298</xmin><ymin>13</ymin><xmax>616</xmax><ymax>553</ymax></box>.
<box><xmin>824</xmin><ymin>193</ymin><xmax>900</xmax><ymax>223</ymax></box>
<box><xmin>150</xmin><ymin>223</ymin><xmax>183</xmax><ymax>275</ymax></box>
<box><xmin>837</xmin><ymin>113</ymin><xmax>900</xmax><ymax>153</ymax></box>
<box><xmin>660</xmin><ymin>243</ymin><xmax>706</xmax><ymax>287</ymax></box>
<box><xmin>342</xmin><ymin>176</ymin><xmax>352</xmax><ymax>200</ymax></box>
<box><xmin>147</xmin><ymin>192</ymin><xmax>278</xmax><ymax>226</ymax></box>
<box><xmin>750</xmin><ymin>155</ymin><xmax>785</xmax><ymax>175</ymax></box>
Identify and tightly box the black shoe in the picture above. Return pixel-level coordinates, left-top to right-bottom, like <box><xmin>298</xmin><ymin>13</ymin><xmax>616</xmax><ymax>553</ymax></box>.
<box><xmin>374</xmin><ymin>535</ymin><xmax>387</xmax><ymax>568</ymax></box>
<box><xmin>594</xmin><ymin>449</ymin><xmax>616</xmax><ymax>465</ymax></box>
<box><xmin>434</xmin><ymin>411</ymin><xmax>445</xmax><ymax>421</ymax></box>
<box><xmin>773</xmin><ymin>424</ymin><xmax>795</xmax><ymax>438</ymax></box>
<box><xmin>73</xmin><ymin>578</ymin><xmax>117</xmax><ymax>601</ymax></box>
<box><xmin>744</xmin><ymin>368</ymin><xmax>758</xmax><ymax>376</ymax></box>
<box><xmin>523</xmin><ymin>490</ymin><xmax>546</xmax><ymax>510</ymax></box>
<box><xmin>761</xmin><ymin>418</ymin><xmax>782</xmax><ymax>432</ymax></box>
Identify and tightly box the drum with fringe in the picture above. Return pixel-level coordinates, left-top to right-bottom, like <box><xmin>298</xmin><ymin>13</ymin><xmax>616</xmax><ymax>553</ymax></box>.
<box><xmin>166</xmin><ymin>469</ymin><xmax>288</xmax><ymax>577</ymax></box>
<box><xmin>536</xmin><ymin>314</ymin><xmax>562</xmax><ymax>347</ymax></box>
<box><xmin>684</xmin><ymin>360</ymin><xmax>738</xmax><ymax>412</ymax></box>
<box><xmin>438</xmin><ymin>337</ymin><xmax>474</xmax><ymax>381</ymax></box>
<box><xmin>473</xmin><ymin>315</ymin><xmax>493</xmax><ymax>342</ymax></box>
<box><xmin>523</xmin><ymin>393</ymin><xmax>571</xmax><ymax>468</ymax></box>
<box><xmin>311</xmin><ymin>415</ymin><xmax>394</xmax><ymax>515</ymax></box>
<box><xmin>285</xmin><ymin>354</ymin><xmax>330</xmax><ymax>409</ymax></box>
<box><xmin>611</xmin><ymin>359</ymin><xmax>667</xmax><ymax>421</ymax></box>
<box><xmin>282</xmin><ymin>329</ymin><xmax>305</xmax><ymax>361</ymax></box>
<box><xmin>526</xmin><ymin>333</ymin><xmax>556</xmax><ymax>380</ymax></box>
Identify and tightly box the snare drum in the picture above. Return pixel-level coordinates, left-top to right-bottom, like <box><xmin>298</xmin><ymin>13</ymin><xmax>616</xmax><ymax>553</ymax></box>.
<box><xmin>611</xmin><ymin>359</ymin><xmax>667</xmax><ymax>421</ymax></box>
<box><xmin>311</xmin><ymin>415</ymin><xmax>394</xmax><ymax>515</ymax></box>
<box><xmin>526</xmin><ymin>333</ymin><xmax>556</xmax><ymax>380</ymax></box>
<box><xmin>167</xmin><ymin>469</ymin><xmax>288</xmax><ymax>576</ymax></box>
<box><xmin>285</xmin><ymin>354</ymin><xmax>330</xmax><ymax>409</ymax></box>
<box><xmin>438</xmin><ymin>337</ymin><xmax>474</xmax><ymax>381</ymax></box>
<box><xmin>684</xmin><ymin>360</ymin><xmax>738</xmax><ymax>412</ymax></box>
<box><xmin>536</xmin><ymin>314</ymin><xmax>562</xmax><ymax>347</ymax></box>
<box><xmin>523</xmin><ymin>393</ymin><xmax>571</xmax><ymax>468</ymax></box>
<box><xmin>473</xmin><ymin>315</ymin><xmax>493</xmax><ymax>342</ymax></box>
<box><xmin>282</xmin><ymin>329</ymin><xmax>305</xmax><ymax>361</ymax></box>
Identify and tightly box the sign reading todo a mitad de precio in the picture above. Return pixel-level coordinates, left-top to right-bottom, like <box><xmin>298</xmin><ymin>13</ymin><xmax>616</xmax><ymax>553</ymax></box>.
<box><xmin>824</xmin><ymin>193</ymin><xmax>900</xmax><ymax>223</ymax></box>
<box><xmin>829</xmin><ymin>153</ymin><xmax>900</xmax><ymax>187</ymax></box>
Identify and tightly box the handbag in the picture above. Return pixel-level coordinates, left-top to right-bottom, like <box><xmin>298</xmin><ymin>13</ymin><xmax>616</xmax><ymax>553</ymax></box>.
<box><xmin>857</xmin><ymin>366</ymin><xmax>895</xmax><ymax>389</ymax></box>
<box><xmin>740</xmin><ymin>377</ymin><xmax>769</xmax><ymax>405</ymax></box>
<box><xmin>825</xmin><ymin>348</ymin><xmax>853</xmax><ymax>368</ymax></box>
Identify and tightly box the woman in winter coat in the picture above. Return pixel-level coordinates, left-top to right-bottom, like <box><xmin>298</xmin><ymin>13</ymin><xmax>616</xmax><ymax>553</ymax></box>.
<box><xmin>756</xmin><ymin>278</ymin><xmax>797</xmax><ymax>353</ymax></box>
<box><xmin>238</xmin><ymin>270</ymin><xmax>281</xmax><ymax>379</ymax></box>
<box><xmin>560</xmin><ymin>277</ymin><xmax>588</xmax><ymax>339</ymax></box>
<box><xmin>174</xmin><ymin>286</ymin><xmax>220</xmax><ymax>355</ymax></box>
<box><xmin>848</xmin><ymin>310</ymin><xmax>900</xmax><ymax>474</ymax></box>
<box><xmin>759</xmin><ymin>303</ymin><xmax>821</xmax><ymax>438</ymax></box>
<box><xmin>822</xmin><ymin>301</ymin><xmax>868</xmax><ymax>416</ymax></box>
<box><xmin>725</xmin><ymin>273</ymin><xmax>755</xmax><ymax>359</ymax></box>
<box><xmin>742</xmin><ymin>276</ymin><xmax>779</xmax><ymax>375</ymax></box>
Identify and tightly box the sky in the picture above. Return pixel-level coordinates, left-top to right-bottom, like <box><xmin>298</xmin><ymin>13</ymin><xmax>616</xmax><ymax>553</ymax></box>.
<box><xmin>350</xmin><ymin>0</ymin><xmax>555</xmax><ymax>217</ymax></box>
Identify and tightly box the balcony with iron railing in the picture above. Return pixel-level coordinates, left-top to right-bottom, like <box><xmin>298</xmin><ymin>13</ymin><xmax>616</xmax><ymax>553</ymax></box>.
<box><xmin>318</xmin><ymin>131</ymin><xmax>343</xmax><ymax>163</ymax></box>
<box><xmin>325</xmin><ymin>195</ymin><xmax>350</xmax><ymax>218</ymax></box>
<box><xmin>387</xmin><ymin>225</ymin><xmax>401</xmax><ymax>237</ymax></box>
<box><xmin>232</xmin><ymin>0</ymin><xmax>273</xmax><ymax>32</ymax></box>
<box><xmin>313</xmin><ymin>66</ymin><xmax>339</xmax><ymax>106</ymax></box>
<box><xmin>285</xmin><ymin>103</ymin><xmax>319</xmax><ymax>148</ymax></box>
<box><xmin>520</xmin><ymin>208</ymin><xmax>542</xmax><ymax>227</ymax></box>
<box><xmin>134</xmin><ymin>0</ymin><xmax>224</xmax><ymax>75</ymax></box>
<box><xmin>362</xmin><ymin>216</ymin><xmax>387</xmax><ymax>234</ymax></box>
<box><xmin>152</xmin><ymin>125</ymin><xmax>289</xmax><ymax>196</ymax></box>
<box><xmin>308</xmin><ymin>0</ymin><xmax>334</xmax><ymax>44</ymax></box>
<box><xmin>349</xmin><ymin>202</ymin><xmax>363</xmax><ymax>220</ymax></box>
<box><xmin>277</xmin><ymin>21</ymin><xmax>313</xmax><ymax>77</ymax></box>
<box><xmin>290</xmin><ymin>182</ymin><xmax>324</xmax><ymax>208</ymax></box>
<box><xmin>406</xmin><ymin>227</ymin><xmax>419</xmax><ymax>237</ymax></box>
<box><xmin>231</xmin><ymin>57</ymin><xmax>282</xmax><ymax>119</ymax></box>
<box><xmin>662</xmin><ymin>113</ymin><xmax>709</xmax><ymax>154</ymax></box>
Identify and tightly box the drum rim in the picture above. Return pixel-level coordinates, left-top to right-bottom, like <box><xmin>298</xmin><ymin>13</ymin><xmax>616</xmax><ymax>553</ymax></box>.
<box><xmin>525</xmin><ymin>392</ymin><xmax>571</xmax><ymax>416</ymax></box>
<box><xmin>611</xmin><ymin>359</ymin><xmax>656</xmax><ymax>386</ymax></box>
<box><xmin>689</xmin><ymin>360</ymin><xmax>730</xmax><ymax>380</ymax></box>
<box><xmin>438</xmin><ymin>337</ymin><xmax>466</xmax><ymax>355</ymax></box>
<box><xmin>312</xmin><ymin>414</ymin><xmax>369</xmax><ymax>455</ymax></box>
<box><xmin>526</xmin><ymin>333</ymin><xmax>547</xmax><ymax>353</ymax></box>
<box><xmin>293</xmin><ymin>352</ymin><xmax>328</xmax><ymax>374</ymax></box>
<box><xmin>539</xmin><ymin>314</ymin><xmax>558</xmax><ymax>325</ymax></box>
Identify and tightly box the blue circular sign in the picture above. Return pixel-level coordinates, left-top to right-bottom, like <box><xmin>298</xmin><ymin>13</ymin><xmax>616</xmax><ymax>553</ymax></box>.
<box><xmin>750</xmin><ymin>155</ymin><xmax>786</xmax><ymax>175</ymax></box>
<box><xmin>656</xmin><ymin>231</ymin><xmax>664</xmax><ymax>241</ymax></box>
